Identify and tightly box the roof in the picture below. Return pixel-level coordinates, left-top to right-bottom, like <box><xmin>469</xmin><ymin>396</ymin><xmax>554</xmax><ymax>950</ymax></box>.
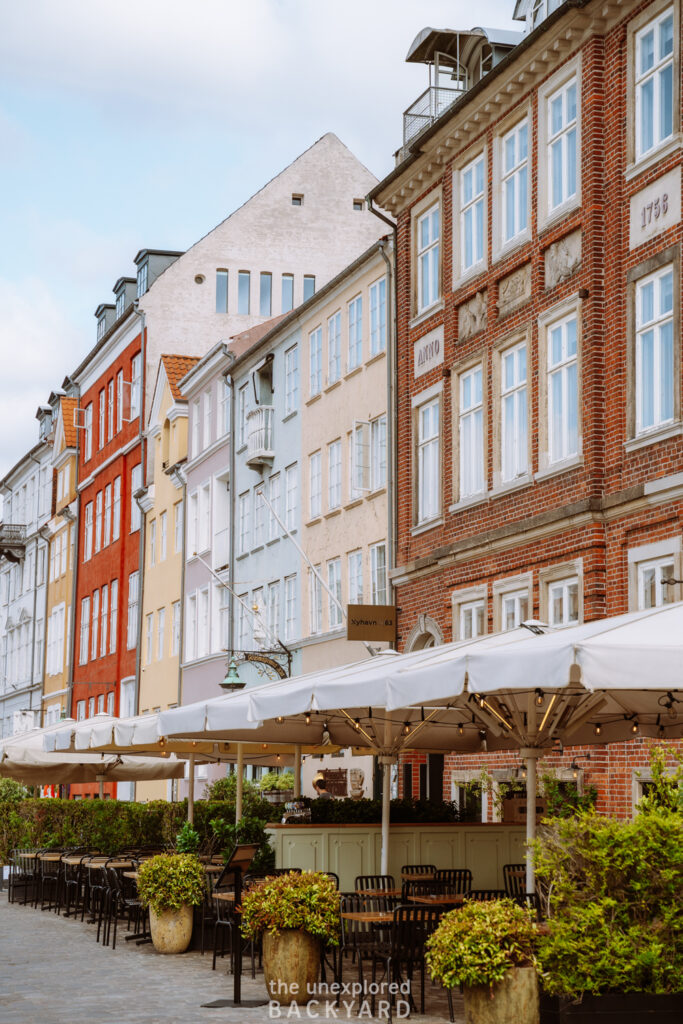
<box><xmin>160</xmin><ymin>355</ymin><xmax>200</xmax><ymax>401</ymax></box>
<box><xmin>60</xmin><ymin>397</ymin><xmax>78</xmax><ymax>448</ymax></box>
<box><xmin>405</xmin><ymin>26</ymin><xmax>522</xmax><ymax>64</ymax></box>
<box><xmin>228</xmin><ymin>315</ymin><xmax>288</xmax><ymax>361</ymax></box>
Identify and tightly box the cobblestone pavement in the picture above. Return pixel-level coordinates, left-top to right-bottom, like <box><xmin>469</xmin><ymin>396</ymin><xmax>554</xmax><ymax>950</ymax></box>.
<box><xmin>0</xmin><ymin>895</ymin><xmax>463</xmax><ymax>1024</ymax></box>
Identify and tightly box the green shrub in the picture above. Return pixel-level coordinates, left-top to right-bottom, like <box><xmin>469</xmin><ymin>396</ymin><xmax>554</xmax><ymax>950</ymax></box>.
<box><xmin>137</xmin><ymin>853</ymin><xmax>205</xmax><ymax>915</ymax></box>
<box><xmin>210</xmin><ymin>814</ymin><xmax>275</xmax><ymax>874</ymax></box>
<box><xmin>258</xmin><ymin>770</ymin><xmax>294</xmax><ymax>792</ymax></box>
<box><xmin>308</xmin><ymin>797</ymin><xmax>461</xmax><ymax>824</ymax></box>
<box><xmin>203</xmin><ymin>774</ymin><xmax>259</xmax><ymax>803</ymax></box>
<box><xmin>175</xmin><ymin>821</ymin><xmax>200</xmax><ymax>853</ymax></box>
<box><xmin>0</xmin><ymin>779</ymin><xmax>29</xmax><ymax>803</ymax></box>
<box><xmin>426</xmin><ymin>898</ymin><xmax>537</xmax><ymax>990</ymax></box>
<box><xmin>240</xmin><ymin>870</ymin><xmax>340</xmax><ymax>944</ymax></box>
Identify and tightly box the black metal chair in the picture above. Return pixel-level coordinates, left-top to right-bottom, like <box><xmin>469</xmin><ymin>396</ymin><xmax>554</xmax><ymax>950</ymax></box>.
<box><xmin>503</xmin><ymin>863</ymin><xmax>527</xmax><ymax>897</ymax></box>
<box><xmin>355</xmin><ymin>874</ymin><xmax>396</xmax><ymax>892</ymax></box>
<box><xmin>400</xmin><ymin>864</ymin><xmax>436</xmax><ymax>876</ymax></box>
<box><xmin>323</xmin><ymin>871</ymin><xmax>340</xmax><ymax>889</ymax></box>
<box><xmin>8</xmin><ymin>849</ymin><xmax>38</xmax><ymax>905</ymax></box>
<box><xmin>434</xmin><ymin>868</ymin><xmax>472</xmax><ymax>893</ymax></box>
<box><xmin>338</xmin><ymin>893</ymin><xmax>394</xmax><ymax>1009</ymax></box>
<box><xmin>465</xmin><ymin>889</ymin><xmax>508</xmax><ymax>901</ymax></box>
<box><xmin>374</xmin><ymin>904</ymin><xmax>445</xmax><ymax>1021</ymax></box>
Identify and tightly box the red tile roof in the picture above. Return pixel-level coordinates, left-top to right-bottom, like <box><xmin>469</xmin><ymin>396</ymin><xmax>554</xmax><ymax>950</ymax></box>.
<box><xmin>161</xmin><ymin>355</ymin><xmax>200</xmax><ymax>401</ymax></box>
<box><xmin>61</xmin><ymin>397</ymin><xmax>78</xmax><ymax>448</ymax></box>
<box><xmin>229</xmin><ymin>315</ymin><xmax>287</xmax><ymax>361</ymax></box>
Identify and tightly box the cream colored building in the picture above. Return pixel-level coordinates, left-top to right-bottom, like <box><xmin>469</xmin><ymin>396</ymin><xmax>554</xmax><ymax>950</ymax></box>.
<box><xmin>42</xmin><ymin>394</ymin><xmax>79</xmax><ymax>726</ymax></box>
<box><xmin>136</xmin><ymin>355</ymin><xmax>197</xmax><ymax>799</ymax></box>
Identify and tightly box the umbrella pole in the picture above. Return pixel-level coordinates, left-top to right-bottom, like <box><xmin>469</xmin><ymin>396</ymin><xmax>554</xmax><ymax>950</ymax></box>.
<box><xmin>379</xmin><ymin>756</ymin><xmax>391</xmax><ymax>876</ymax></box>
<box><xmin>187</xmin><ymin>754</ymin><xmax>195</xmax><ymax>825</ymax></box>
<box><xmin>235</xmin><ymin>744</ymin><xmax>244</xmax><ymax>823</ymax></box>
<box><xmin>521</xmin><ymin>747</ymin><xmax>542</xmax><ymax>894</ymax></box>
<box><xmin>293</xmin><ymin>744</ymin><xmax>302</xmax><ymax>798</ymax></box>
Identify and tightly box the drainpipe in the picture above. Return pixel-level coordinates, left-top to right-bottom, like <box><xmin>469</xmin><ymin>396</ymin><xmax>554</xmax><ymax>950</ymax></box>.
<box><xmin>131</xmin><ymin>303</ymin><xmax>147</xmax><ymax>722</ymax></box>
<box><xmin>176</xmin><ymin>466</ymin><xmax>187</xmax><ymax>708</ymax></box>
<box><xmin>65</xmin><ymin>378</ymin><xmax>81</xmax><ymax>722</ymax></box>
<box><xmin>223</xmin><ymin>351</ymin><xmax>237</xmax><ymax>659</ymax></box>
<box><xmin>27</xmin><ymin>447</ymin><xmax>49</xmax><ymax>725</ymax></box>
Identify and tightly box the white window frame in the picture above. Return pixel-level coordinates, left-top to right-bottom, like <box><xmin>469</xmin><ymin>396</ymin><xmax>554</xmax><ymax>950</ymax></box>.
<box><xmin>629</xmin><ymin>540</ymin><xmax>682</xmax><ymax>610</ymax></box>
<box><xmin>415</xmin><ymin>394</ymin><xmax>440</xmax><ymax>525</ymax></box>
<box><xmin>547</xmin><ymin>577</ymin><xmax>581</xmax><ymax>627</ymax></box>
<box><xmin>328</xmin><ymin>440</ymin><xmax>342</xmax><ymax>510</ymax></box>
<box><xmin>110</xmin><ymin>579</ymin><xmax>118</xmax><ymax>654</ymax></box>
<box><xmin>268</xmin><ymin>473</ymin><xmax>281</xmax><ymax>541</ymax></box>
<box><xmin>493</xmin><ymin>574</ymin><xmax>533</xmax><ymax>633</ymax></box>
<box><xmin>547</xmin><ymin>313</ymin><xmax>579</xmax><ymax>465</ymax></box>
<box><xmin>127</xmin><ymin>571</ymin><xmax>139</xmax><ymax>650</ymax></box>
<box><xmin>369</xmin><ymin>276</ymin><xmax>387</xmax><ymax>356</ymax></box>
<box><xmin>635</xmin><ymin>6</ymin><xmax>675</xmax><ymax>161</ymax></box>
<box><xmin>500</xmin><ymin>118</ymin><xmax>529</xmax><ymax>248</ymax></box>
<box><xmin>327</xmin><ymin>558</ymin><xmax>342</xmax><ymax>628</ymax></box>
<box><xmin>309</xmin><ymin>327</ymin><xmax>322</xmax><ymax>397</ymax></box>
<box><xmin>538</xmin><ymin>56</ymin><xmax>582</xmax><ymax>230</ymax></box>
<box><xmin>416</xmin><ymin>202</ymin><xmax>440</xmax><ymax>313</ymax></box>
<box><xmin>328</xmin><ymin>311</ymin><xmax>341</xmax><ymax>384</ymax></box>
<box><xmin>284</xmin><ymin>575</ymin><xmax>297</xmax><ymax>641</ymax></box>
<box><xmin>130</xmin><ymin>464</ymin><xmax>142</xmax><ymax>532</ymax></box>
<box><xmin>347</xmin><ymin>295</ymin><xmax>363</xmax><ymax>372</ymax></box>
<box><xmin>309</xmin><ymin>451</ymin><xmax>322</xmax><ymax>519</ymax></box>
<box><xmin>635</xmin><ymin>264</ymin><xmax>674</xmax><ymax>435</ymax></box>
<box><xmin>284</xmin><ymin>345</ymin><xmax>299</xmax><ymax>415</ymax></box>
<box><xmin>459</xmin><ymin>364</ymin><xmax>485</xmax><ymax>500</ymax></box>
<box><xmin>460</xmin><ymin>153</ymin><xmax>486</xmax><ymax>276</ymax></box>
<box><xmin>348</xmin><ymin>549</ymin><xmax>363</xmax><ymax>605</ymax></box>
<box><xmin>79</xmin><ymin>597</ymin><xmax>90</xmax><ymax>666</ymax></box>
<box><xmin>370</xmin><ymin>415</ymin><xmax>387</xmax><ymax>491</ymax></box>
<box><xmin>112</xmin><ymin>476</ymin><xmax>121</xmax><ymax>541</ymax></box>
<box><xmin>285</xmin><ymin>463</ymin><xmax>298</xmax><ymax>531</ymax></box>
<box><xmin>499</xmin><ymin>340</ymin><xmax>528</xmax><ymax>484</ymax></box>
<box><xmin>370</xmin><ymin>542</ymin><xmax>387</xmax><ymax>605</ymax></box>
<box><xmin>308</xmin><ymin>567</ymin><xmax>322</xmax><ymax>635</ymax></box>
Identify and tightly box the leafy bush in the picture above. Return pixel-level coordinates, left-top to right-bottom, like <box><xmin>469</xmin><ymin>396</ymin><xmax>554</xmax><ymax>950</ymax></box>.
<box><xmin>541</xmin><ymin>773</ymin><xmax>598</xmax><ymax>818</ymax></box>
<box><xmin>258</xmin><ymin>771</ymin><xmax>294</xmax><ymax>792</ymax></box>
<box><xmin>426</xmin><ymin>898</ymin><xmax>537</xmax><ymax>990</ymax></box>
<box><xmin>0</xmin><ymin>779</ymin><xmax>29</xmax><ymax>803</ymax></box>
<box><xmin>137</xmin><ymin>853</ymin><xmax>205</xmax><ymax>915</ymax></box>
<box><xmin>240</xmin><ymin>870</ymin><xmax>340</xmax><ymax>945</ymax></box>
<box><xmin>203</xmin><ymin>774</ymin><xmax>259</xmax><ymax>803</ymax></box>
<box><xmin>175</xmin><ymin>821</ymin><xmax>200</xmax><ymax>853</ymax></box>
<box><xmin>210</xmin><ymin>814</ymin><xmax>275</xmax><ymax>874</ymax></box>
<box><xmin>308</xmin><ymin>797</ymin><xmax>462</xmax><ymax>824</ymax></box>
<box><xmin>533</xmin><ymin>803</ymin><xmax>683</xmax><ymax>995</ymax></box>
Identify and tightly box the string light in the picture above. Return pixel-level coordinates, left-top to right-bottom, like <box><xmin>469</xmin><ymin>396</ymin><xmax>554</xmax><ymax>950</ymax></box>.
<box><xmin>458</xmin><ymin>723</ymin><xmax>464</xmax><ymax>736</ymax></box>
<box><xmin>594</xmin><ymin>724</ymin><xmax>602</xmax><ymax>737</ymax></box>
<box><xmin>402</xmin><ymin>722</ymin><xmax>411</xmax><ymax>736</ymax></box>
<box><xmin>305</xmin><ymin>713</ymin><xmax>311</xmax><ymax>726</ymax></box>
<box><xmin>276</xmin><ymin>716</ymin><xmax>284</xmax><ymax>724</ymax></box>
<box><xmin>631</xmin><ymin>720</ymin><xmax>639</xmax><ymax>735</ymax></box>
<box><xmin>354</xmin><ymin>718</ymin><xmax>361</xmax><ymax>731</ymax></box>
<box><xmin>535</xmin><ymin>689</ymin><xmax>545</xmax><ymax>707</ymax></box>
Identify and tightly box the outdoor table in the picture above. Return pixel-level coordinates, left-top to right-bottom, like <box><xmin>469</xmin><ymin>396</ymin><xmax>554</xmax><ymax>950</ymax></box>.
<box><xmin>356</xmin><ymin>888</ymin><xmax>402</xmax><ymax>897</ymax></box>
<box><xmin>123</xmin><ymin>871</ymin><xmax>138</xmax><ymax>880</ymax></box>
<box><xmin>38</xmin><ymin>853</ymin><xmax>63</xmax><ymax>862</ymax></box>
<box><xmin>401</xmin><ymin>871</ymin><xmax>435</xmax><ymax>881</ymax></box>
<box><xmin>106</xmin><ymin>860</ymin><xmax>135</xmax><ymax>870</ymax></box>
<box><xmin>341</xmin><ymin>910</ymin><xmax>394</xmax><ymax>923</ymax></box>
<box><xmin>62</xmin><ymin>854</ymin><xmax>98</xmax><ymax>866</ymax></box>
<box><xmin>212</xmin><ymin>892</ymin><xmax>235</xmax><ymax>902</ymax></box>
<box><xmin>204</xmin><ymin>864</ymin><xmax>224</xmax><ymax>874</ymax></box>
<box><xmin>407</xmin><ymin>893</ymin><xmax>464</xmax><ymax>905</ymax></box>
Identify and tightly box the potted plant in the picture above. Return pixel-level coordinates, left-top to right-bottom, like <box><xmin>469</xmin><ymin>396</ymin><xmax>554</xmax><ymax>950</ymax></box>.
<box><xmin>259</xmin><ymin>771</ymin><xmax>295</xmax><ymax>805</ymax></box>
<box><xmin>426</xmin><ymin>897</ymin><xmax>539</xmax><ymax>1024</ymax></box>
<box><xmin>240</xmin><ymin>870</ymin><xmax>340</xmax><ymax>1003</ymax></box>
<box><xmin>137</xmin><ymin>853</ymin><xmax>205</xmax><ymax>954</ymax></box>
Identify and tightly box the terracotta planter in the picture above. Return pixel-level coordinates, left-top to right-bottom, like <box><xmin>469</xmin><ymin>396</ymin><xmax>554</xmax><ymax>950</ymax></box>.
<box><xmin>148</xmin><ymin>904</ymin><xmax>194</xmax><ymax>954</ymax></box>
<box><xmin>262</xmin><ymin>929</ymin><xmax>321</xmax><ymax>1004</ymax></box>
<box><xmin>465</xmin><ymin>966</ymin><xmax>539</xmax><ymax>1024</ymax></box>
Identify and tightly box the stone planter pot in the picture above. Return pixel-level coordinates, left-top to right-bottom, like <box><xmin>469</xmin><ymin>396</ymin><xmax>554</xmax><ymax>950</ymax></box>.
<box><xmin>148</xmin><ymin>904</ymin><xmax>194</xmax><ymax>954</ymax></box>
<box><xmin>540</xmin><ymin>992</ymin><xmax>683</xmax><ymax>1023</ymax></box>
<box><xmin>262</xmin><ymin>929</ymin><xmax>321</xmax><ymax>1004</ymax></box>
<box><xmin>465</xmin><ymin>966</ymin><xmax>539</xmax><ymax>1024</ymax></box>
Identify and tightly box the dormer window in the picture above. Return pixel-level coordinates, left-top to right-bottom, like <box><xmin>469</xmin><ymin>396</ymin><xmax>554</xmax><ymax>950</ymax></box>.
<box><xmin>136</xmin><ymin>262</ymin><xmax>148</xmax><ymax>298</ymax></box>
<box><xmin>115</xmin><ymin>290</ymin><xmax>126</xmax><ymax>319</ymax></box>
<box><xmin>97</xmin><ymin>317</ymin><xmax>106</xmax><ymax>341</ymax></box>
<box><xmin>528</xmin><ymin>0</ymin><xmax>562</xmax><ymax>31</ymax></box>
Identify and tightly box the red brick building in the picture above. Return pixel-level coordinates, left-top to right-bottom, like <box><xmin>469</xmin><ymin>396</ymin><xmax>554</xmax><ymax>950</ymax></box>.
<box><xmin>370</xmin><ymin>0</ymin><xmax>683</xmax><ymax>817</ymax></box>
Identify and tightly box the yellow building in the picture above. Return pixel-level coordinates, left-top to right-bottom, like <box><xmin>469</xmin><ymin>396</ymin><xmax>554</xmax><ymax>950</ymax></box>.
<box><xmin>136</xmin><ymin>355</ymin><xmax>197</xmax><ymax>798</ymax></box>
<box><xmin>43</xmin><ymin>394</ymin><xmax>79</xmax><ymax>726</ymax></box>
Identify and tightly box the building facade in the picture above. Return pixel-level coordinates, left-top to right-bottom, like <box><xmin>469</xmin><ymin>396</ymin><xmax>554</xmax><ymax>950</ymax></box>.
<box><xmin>371</xmin><ymin>0</ymin><xmax>683</xmax><ymax>815</ymax></box>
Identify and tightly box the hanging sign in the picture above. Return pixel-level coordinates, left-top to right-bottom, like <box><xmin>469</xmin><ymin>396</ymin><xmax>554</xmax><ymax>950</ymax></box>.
<box><xmin>347</xmin><ymin>604</ymin><xmax>397</xmax><ymax>642</ymax></box>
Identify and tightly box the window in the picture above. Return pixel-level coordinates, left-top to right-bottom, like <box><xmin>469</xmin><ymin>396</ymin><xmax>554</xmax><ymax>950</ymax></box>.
<box><xmin>238</xmin><ymin>270</ymin><xmax>250</xmax><ymax>314</ymax></box>
<box><xmin>328</xmin><ymin>312</ymin><xmax>341</xmax><ymax>384</ymax></box>
<box><xmin>84</xmin><ymin>502</ymin><xmax>93</xmax><ymax>561</ymax></box>
<box><xmin>130</xmin><ymin>353</ymin><xmax>142</xmax><ymax>420</ymax></box>
<box><xmin>267</xmin><ymin>581</ymin><xmax>280</xmax><ymax>638</ymax></box>
<box><xmin>95</xmin><ymin>491</ymin><xmax>103</xmax><ymax>552</ymax></box>
<box><xmin>216</xmin><ymin>586</ymin><xmax>229</xmax><ymax>651</ymax></box>
<box><xmin>130</xmin><ymin>464</ymin><xmax>142</xmax><ymax>531</ymax></box>
<box><xmin>636</xmin><ymin>266</ymin><xmax>674</xmax><ymax>434</ymax></box>
<box><xmin>203</xmin><ymin>389</ymin><xmax>212</xmax><ymax>449</ymax></box>
<box><xmin>103</xmin><ymin>484</ymin><xmax>112</xmax><ymax>546</ymax></box>
<box><xmin>84</xmin><ymin>403</ymin><xmax>93</xmax><ymax>461</ymax></box>
<box><xmin>172</xmin><ymin>600</ymin><xmax>181</xmax><ymax>655</ymax></box>
<box><xmin>460</xmin><ymin>600</ymin><xmax>486</xmax><ymax>640</ymax></box>
<box><xmin>268</xmin><ymin>473</ymin><xmax>281</xmax><ymax>540</ymax></box>
<box><xmin>635</xmin><ymin>8</ymin><xmax>674</xmax><ymax>159</ymax></box>
<box><xmin>303</xmin><ymin>275</ymin><xmax>315</xmax><ymax>301</ymax></box>
<box><xmin>146</xmin><ymin>613</ymin><xmax>154</xmax><ymax>664</ymax></box>
<box><xmin>371</xmin><ymin>415</ymin><xmax>387</xmax><ymax>490</ymax></box>
<box><xmin>238</xmin><ymin>492</ymin><xmax>251</xmax><ymax>554</ymax></box>
<box><xmin>100</xmin><ymin>584</ymin><xmax>108</xmax><ymax>657</ymax></box>
<box><xmin>237</xmin><ymin>594</ymin><xmax>249</xmax><ymax>650</ymax></box>
<box><xmin>291</xmin><ymin>193</ymin><xmax>303</xmax><ymax>206</ymax></box>
<box><xmin>220</xmin><ymin>378</ymin><xmax>230</xmax><ymax>436</ymax></box>
<box><xmin>174</xmin><ymin>501</ymin><xmax>183</xmax><ymax>553</ymax></box>
<box><xmin>97</xmin><ymin>694</ymin><xmax>104</xmax><ymax>714</ymax></box>
<box><xmin>107</xmin><ymin>380</ymin><xmax>114</xmax><ymax>441</ymax></box>
<box><xmin>638</xmin><ymin>557</ymin><xmax>676</xmax><ymax>608</ymax></box>
<box><xmin>501</xmin><ymin>589</ymin><xmax>529</xmax><ymax>630</ymax></box>
<box><xmin>238</xmin><ymin>384</ymin><xmax>249</xmax><ymax>447</ymax></box>
<box><xmin>216</xmin><ymin>269</ymin><xmax>228</xmax><ymax>313</ymax></box>
<box><xmin>149</xmin><ymin>519</ymin><xmax>156</xmax><ymax>567</ymax></box>
<box><xmin>348</xmin><ymin>550</ymin><xmax>363</xmax><ymax>604</ymax></box>
<box><xmin>309</xmin><ymin>452</ymin><xmax>322</xmax><ymax>518</ymax></box>
<box><xmin>98</xmin><ymin>390</ymin><xmax>105</xmax><ymax>449</ymax></box>
<box><xmin>309</xmin><ymin>327</ymin><xmax>322</xmax><ymax>397</ymax></box>
<box><xmin>308</xmin><ymin>567</ymin><xmax>322</xmax><ymax>634</ymax></box>
<box><xmin>417</xmin><ymin>398</ymin><xmax>440</xmax><ymax>522</ymax></box>
<box><xmin>459</xmin><ymin>366</ymin><xmax>485</xmax><ymax>500</ymax></box>
<box><xmin>116</xmin><ymin>371</ymin><xmax>123</xmax><ymax>432</ymax></box>
<box><xmin>97</xmin><ymin>316</ymin><xmax>106</xmax><ymax>341</ymax></box>
<box><xmin>282</xmin><ymin>274</ymin><xmax>294</xmax><ymax>313</ymax></box>
<box><xmin>348</xmin><ymin>295</ymin><xmax>363</xmax><ymax>371</ymax></box>
<box><xmin>110</xmin><ymin>579</ymin><xmax>118</xmax><ymax>654</ymax></box>
<box><xmin>285</xmin><ymin>463</ymin><xmax>298</xmax><ymax>531</ymax></box>
<box><xmin>46</xmin><ymin>605</ymin><xmax>65</xmax><ymax>676</ymax></box>
<box><xmin>548</xmin><ymin>578</ymin><xmax>580</xmax><ymax>626</ymax></box>
<box><xmin>327</xmin><ymin>559</ymin><xmax>342</xmax><ymax>627</ymax></box>
<box><xmin>260</xmin><ymin>272</ymin><xmax>272</xmax><ymax>316</ymax></box>
<box><xmin>284</xmin><ymin>575</ymin><xmax>297</xmax><ymax>640</ymax></box>
<box><xmin>76</xmin><ymin>700</ymin><xmax>86</xmax><ymax>722</ymax></box>
<box><xmin>548</xmin><ymin>77</ymin><xmax>577</xmax><ymax>212</ymax></box>
<box><xmin>350</xmin><ymin>422</ymin><xmax>369</xmax><ymax>499</ymax></box>
<box><xmin>91</xmin><ymin>590</ymin><xmax>99</xmax><ymax>660</ymax></box>
<box><xmin>112</xmin><ymin>477</ymin><xmax>121</xmax><ymax>540</ymax></box>
<box><xmin>461</xmin><ymin>156</ymin><xmax>485</xmax><ymax>272</ymax></box>
<box><xmin>157</xmin><ymin>607</ymin><xmax>166</xmax><ymax>660</ymax></box>
<box><xmin>107</xmin><ymin>692</ymin><xmax>115</xmax><ymax>716</ymax></box>
<box><xmin>370</xmin><ymin>277</ymin><xmax>387</xmax><ymax>355</ymax></box>
<box><xmin>328</xmin><ymin>441</ymin><xmax>342</xmax><ymax>510</ymax></box>
<box><xmin>284</xmin><ymin>345</ymin><xmax>299</xmax><ymax>414</ymax></box>
<box><xmin>371</xmin><ymin>543</ymin><xmax>387</xmax><ymax>604</ymax></box>
<box><xmin>79</xmin><ymin>597</ymin><xmax>90</xmax><ymax>665</ymax></box>
<box><xmin>501</xmin><ymin>119</ymin><xmax>528</xmax><ymax>244</ymax></box>
<box><xmin>185</xmin><ymin>594</ymin><xmax>197</xmax><ymax>661</ymax></box>
<box><xmin>254</xmin><ymin>488</ymin><xmax>266</xmax><ymax>546</ymax></box>
<box><xmin>500</xmin><ymin>342</ymin><xmax>528</xmax><ymax>482</ymax></box>
<box><xmin>187</xmin><ymin>491</ymin><xmax>198</xmax><ymax>555</ymax></box>
<box><xmin>548</xmin><ymin>315</ymin><xmax>578</xmax><ymax>463</ymax></box>
<box><xmin>127</xmin><ymin>571</ymin><xmax>139</xmax><ymax>649</ymax></box>
<box><xmin>417</xmin><ymin>203</ymin><xmax>440</xmax><ymax>310</ymax></box>
<box><xmin>191</xmin><ymin>399</ymin><xmax>200</xmax><ymax>455</ymax></box>
<box><xmin>159</xmin><ymin>511</ymin><xmax>167</xmax><ymax>561</ymax></box>
<box><xmin>136</xmin><ymin>261</ymin><xmax>148</xmax><ymax>297</ymax></box>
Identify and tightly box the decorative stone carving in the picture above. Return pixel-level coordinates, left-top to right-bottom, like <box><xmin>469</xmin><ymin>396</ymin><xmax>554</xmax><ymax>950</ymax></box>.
<box><xmin>496</xmin><ymin>263</ymin><xmax>531</xmax><ymax>318</ymax></box>
<box><xmin>544</xmin><ymin>230</ymin><xmax>582</xmax><ymax>290</ymax></box>
<box><xmin>458</xmin><ymin>290</ymin><xmax>488</xmax><ymax>340</ymax></box>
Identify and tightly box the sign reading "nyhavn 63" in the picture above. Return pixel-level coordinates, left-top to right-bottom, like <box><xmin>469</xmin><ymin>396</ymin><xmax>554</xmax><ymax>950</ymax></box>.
<box><xmin>347</xmin><ymin>604</ymin><xmax>397</xmax><ymax>642</ymax></box>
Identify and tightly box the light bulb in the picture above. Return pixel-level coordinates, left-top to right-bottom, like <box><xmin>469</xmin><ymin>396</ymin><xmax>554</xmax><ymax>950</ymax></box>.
<box><xmin>458</xmin><ymin>724</ymin><xmax>464</xmax><ymax>736</ymax></box>
<box><xmin>354</xmin><ymin>718</ymin><xmax>361</xmax><ymax>731</ymax></box>
<box><xmin>631</xmin><ymin>721</ymin><xmax>639</xmax><ymax>734</ymax></box>
<box><xmin>305</xmin><ymin>713</ymin><xmax>311</xmax><ymax>725</ymax></box>
<box><xmin>535</xmin><ymin>689</ymin><xmax>544</xmax><ymax>707</ymax></box>
<box><xmin>402</xmin><ymin>722</ymin><xmax>411</xmax><ymax>736</ymax></box>
<box><xmin>594</xmin><ymin>724</ymin><xmax>602</xmax><ymax>737</ymax></box>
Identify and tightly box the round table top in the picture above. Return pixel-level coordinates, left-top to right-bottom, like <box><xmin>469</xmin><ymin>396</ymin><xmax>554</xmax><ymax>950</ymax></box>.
<box><xmin>38</xmin><ymin>853</ymin><xmax>63</xmax><ymax>862</ymax></box>
<box><xmin>355</xmin><ymin>888</ymin><xmax>401</xmax><ymax>897</ymax></box>
<box><xmin>341</xmin><ymin>911</ymin><xmax>394</xmax><ymax>923</ymax></box>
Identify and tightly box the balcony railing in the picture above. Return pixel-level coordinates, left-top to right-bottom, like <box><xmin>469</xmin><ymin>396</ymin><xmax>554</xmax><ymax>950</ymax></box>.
<box><xmin>246</xmin><ymin>406</ymin><xmax>275</xmax><ymax>467</ymax></box>
<box><xmin>402</xmin><ymin>86</ymin><xmax>462</xmax><ymax>150</ymax></box>
<box><xmin>0</xmin><ymin>523</ymin><xmax>26</xmax><ymax>563</ymax></box>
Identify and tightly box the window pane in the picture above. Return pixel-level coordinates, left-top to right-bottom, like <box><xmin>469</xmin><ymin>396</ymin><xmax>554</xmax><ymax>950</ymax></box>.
<box><xmin>238</xmin><ymin>271</ymin><xmax>250</xmax><ymax>314</ymax></box>
<box><xmin>282</xmin><ymin>274</ymin><xmax>294</xmax><ymax>313</ymax></box>
<box><xmin>216</xmin><ymin>270</ymin><xmax>228</xmax><ymax>313</ymax></box>
<box><xmin>259</xmin><ymin>273</ymin><xmax>272</xmax><ymax>317</ymax></box>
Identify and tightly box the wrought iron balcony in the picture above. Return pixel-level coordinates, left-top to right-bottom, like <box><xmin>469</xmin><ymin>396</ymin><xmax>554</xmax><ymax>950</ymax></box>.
<box><xmin>403</xmin><ymin>85</ymin><xmax>462</xmax><ymax>150</ymax></box>
<box><xmin>246</xmin><ymin>406</ymin><xmax>275</xmax><ymax>467</ymax></box>
<box><xmin>0</xmin><ymin>523</ymin><xmax>26</xmax><ymax>563</ymax></box>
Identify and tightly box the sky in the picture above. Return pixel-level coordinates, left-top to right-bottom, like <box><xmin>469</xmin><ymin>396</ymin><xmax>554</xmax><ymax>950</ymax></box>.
<box><xmin>0</xmin><ymin>0</ymin><xmax>517</xmax><ymax>479</ymax></box>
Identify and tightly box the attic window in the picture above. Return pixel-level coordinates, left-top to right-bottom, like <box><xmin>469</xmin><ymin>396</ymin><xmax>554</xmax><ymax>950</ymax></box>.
<box><xmin>353</xmin><ymin>199</ymin><xmax>364</xmax><ymax>211</ymax></box>
<box><xmin>115</xmin><ymin>291</ymin><xmax>125</xmax><ymax>319</ymax></box>
<box><xmin>291</xmin><ymin>194</ymin><xmax>304</xmax><ymax>206</ymax></box>
<box><xmin>97</xmin><ymin>317</ymin><xmax>106</xmax><ymax>341</ymax></box>
<box><xmin>136</xmin><ymin>262</ymin><xmax>148</xmax><ymax>298</ymax></box>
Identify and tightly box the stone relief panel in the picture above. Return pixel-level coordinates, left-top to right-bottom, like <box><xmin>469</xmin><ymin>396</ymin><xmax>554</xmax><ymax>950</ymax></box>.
<box><xmin>544</xmin><ymin>230</ymin><xmax>582</xmax><ymax>290</ymax></box>
<box><xmin>496</xmin><ymin>263</ymin><xmax>531</xmax><ymax>318</ymax></box>
<box><xmin>458</xmin><ymin>290</ymin><xmax>488</xmax><ymax>341</ymax></box>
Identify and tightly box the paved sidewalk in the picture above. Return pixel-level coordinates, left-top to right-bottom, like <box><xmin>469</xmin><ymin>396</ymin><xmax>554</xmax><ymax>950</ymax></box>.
<box><xmin>0</xmin><ymin>895</ymin><xmax>462</xmax><ymax>1024</ymax></box>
